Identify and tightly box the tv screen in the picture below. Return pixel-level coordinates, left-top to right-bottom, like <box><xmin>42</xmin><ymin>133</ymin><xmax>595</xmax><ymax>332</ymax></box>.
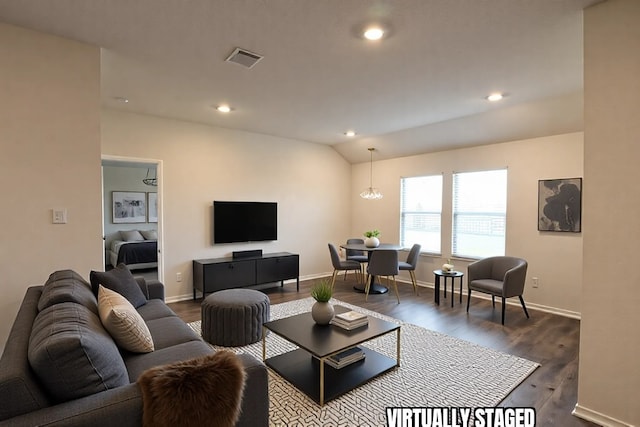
<box><xmin>213</xmin><ymin>201</ymin><xmax>277</xmax><ymax>244</ymax></box>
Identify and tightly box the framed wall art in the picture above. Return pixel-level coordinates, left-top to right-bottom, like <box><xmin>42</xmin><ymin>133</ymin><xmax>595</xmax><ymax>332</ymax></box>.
<box><xmin>112</xmin><ymin>191</ymin><xmax>146</xmax><ymax>223</ymax></box>
<box><xmin>538</xmin><ymin>178</ymin><xmax>582</xmax><ymax>232</ymax></box>
<box><xmin>147</xmin><ymin>192</ymin><xmax>158</xmax><ymax>223</ymax></box>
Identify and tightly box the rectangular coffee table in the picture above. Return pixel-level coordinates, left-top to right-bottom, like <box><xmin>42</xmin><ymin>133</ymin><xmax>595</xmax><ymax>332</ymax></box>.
<box><xmin>262</xmin><ymin>305</ymin><xmax>400</xmax><ymax>405</ymax></box>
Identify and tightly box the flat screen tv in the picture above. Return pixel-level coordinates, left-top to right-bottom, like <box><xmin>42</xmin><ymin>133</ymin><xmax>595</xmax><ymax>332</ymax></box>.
<box><xmin>213</xmin><ymin>201</ymin><xmax>277</xmax><ymax>244</ymax></box>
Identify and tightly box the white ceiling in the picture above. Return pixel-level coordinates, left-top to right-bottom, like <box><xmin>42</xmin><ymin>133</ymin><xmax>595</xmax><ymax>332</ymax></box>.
<box><xmin>0</xmin><ymin>0</ymin><xmax>600</xmax><ymax>163</ymax></box>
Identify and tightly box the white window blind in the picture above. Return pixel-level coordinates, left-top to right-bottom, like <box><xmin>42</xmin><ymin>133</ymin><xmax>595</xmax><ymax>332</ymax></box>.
<box><xmin>400</xmin><ymin>175</ymin><xmax>443</xmax><ymax>253</ymax></box>
<box><xmin>452</xmin><ymin>169</ymin><xmax>507</xmax><ymax>258</ymax></box>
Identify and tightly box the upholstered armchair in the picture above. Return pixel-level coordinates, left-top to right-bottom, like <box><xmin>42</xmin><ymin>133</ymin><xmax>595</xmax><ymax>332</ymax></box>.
<box><xmin>466</xmin><ymin>256</ymin><xmax>529</xmax><ymax>325</ymax></box>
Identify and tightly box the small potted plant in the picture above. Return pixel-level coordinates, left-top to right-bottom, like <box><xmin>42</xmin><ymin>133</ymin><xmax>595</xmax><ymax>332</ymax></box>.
<box><xmin>310</xmin><ymin>279</ymin><xmax>334</xmax><ymax>325</ymax></box>
<box><xmin>364</xmin><ymin>229</ymin><xmax>381</xmax><ymax>248</ymax></box>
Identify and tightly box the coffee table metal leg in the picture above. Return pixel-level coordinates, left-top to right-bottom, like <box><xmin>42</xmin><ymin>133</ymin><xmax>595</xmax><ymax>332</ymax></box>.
<box><xmin>262</xmin><ymin>326</ymin><xmax>266</xmax><ymax>361</ymax></box>
<box><xmin>319</xmin><ymin>359</ymin><xmax>325</xmax><ymax>406</ymax></box>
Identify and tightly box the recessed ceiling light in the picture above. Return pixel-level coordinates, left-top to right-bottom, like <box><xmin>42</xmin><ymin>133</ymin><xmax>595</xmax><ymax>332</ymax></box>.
<box><xmin>487</xmin><ymin>93</ymin><xmax>504</xmax><ymax>102</ymax></box>
<box><xmin>216</xmin><ymin>105</ymin><xmax>232</xmax><ymax>113</ymax></box>
<box><xmin>345</xmin><ymin>130</ymin><xmax>357</xmax><ymax>137</ymax></box>
<box><xmin>363</xmin><ymin>27</ymin><xmax>384</xmax><ymax>41</ymax></box>
<box><xmin>114</xmin><ymin>96</ymin><xmax>129</xmax><ymax>103</ymax></box>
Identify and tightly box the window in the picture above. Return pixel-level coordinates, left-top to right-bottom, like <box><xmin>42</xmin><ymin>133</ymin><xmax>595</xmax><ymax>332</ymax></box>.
<box><xmin>400</xmin><ymin>175</ymin><xmax>443</xmax><ymax>253</ymax></box>
<box><xmin>452</xmin><ymin>169</ymin><xmax>507</xmax><ymax>258</ymax></box>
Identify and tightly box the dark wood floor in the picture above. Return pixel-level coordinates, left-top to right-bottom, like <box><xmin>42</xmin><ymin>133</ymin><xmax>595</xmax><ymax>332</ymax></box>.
<box><xmin>168</xmin><ymin>275</ymin><xmax>595</xmax><ymax>427</ymax></box>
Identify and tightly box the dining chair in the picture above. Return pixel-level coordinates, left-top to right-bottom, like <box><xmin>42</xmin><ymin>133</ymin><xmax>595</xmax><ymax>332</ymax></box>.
<box><xmin>345</xmin><ymin>238</ymin><xmax>368</xmax><ymax>281</ymax></box>
<box><xmin>398</xmin><ymin>243</ymin><xmax>421</xmax><ymax>295</ymax></box>
<box><xmin>328</xmin><ymin>243</ymin><xmax>362</xmax><ymax>290</ymax></box>
<box><xmin>466</xmin><ymin>256</ymin><xmax>529</xmax><ymax>325</ymax></box>
<box><xmin>366</xmin><ymin>249</ymin><xmax>400</xmax><ymax>303</ymax></box>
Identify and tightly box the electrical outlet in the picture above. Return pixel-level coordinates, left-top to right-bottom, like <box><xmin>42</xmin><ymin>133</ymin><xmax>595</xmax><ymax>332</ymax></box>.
<box><xmin>176</xmin><ymin>272</ymin><xmax>182</xmax><ymax>282</ymax></box>
<box><xmin>532</xmin><ymin>277</ymin><xmax>539</xmax><ymax>288</ymax></box>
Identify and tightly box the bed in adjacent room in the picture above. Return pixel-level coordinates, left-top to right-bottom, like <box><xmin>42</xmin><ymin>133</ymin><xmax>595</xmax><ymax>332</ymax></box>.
<box><xmin>106</xmin><ymin>229</ymin><xmax>158</xmax><ymax>270</ymax></box>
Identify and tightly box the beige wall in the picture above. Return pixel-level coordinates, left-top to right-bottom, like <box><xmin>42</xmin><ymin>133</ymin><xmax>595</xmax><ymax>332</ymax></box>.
<box><xmin>0</xmin><ymin>24</ymin><xmax>102</xmax><ymax>351</ymax></box>
<box><xmin>101</xmin><ymin>110</ymin><xmax>352</xmax><ymax>300</ymax></box>
<box><xmin>351</xmin><ymin>133</ymin><xmax>584</xmax><ymax>315</ymax></box>
<box><xmin>576</xmin><ymin>1</ymin><xmax>640</xmax><ymax>426</ymax></box>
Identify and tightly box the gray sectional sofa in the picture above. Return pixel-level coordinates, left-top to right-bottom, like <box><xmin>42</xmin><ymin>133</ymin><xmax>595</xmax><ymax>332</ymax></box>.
<box><xmin>0</xmin><ymin>269</ymin><xmax>269</xmax><ymax>426</ymax></box>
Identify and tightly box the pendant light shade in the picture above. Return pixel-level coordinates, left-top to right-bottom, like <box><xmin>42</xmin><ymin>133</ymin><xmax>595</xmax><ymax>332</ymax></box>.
<box><xmin>143</xmin><ymin>168</ymin><xmax>157</xmax><ymax>186</ymax></box>
<box><xmin>360</xmin><ymin>148</ymin><xmax>383</xmax><ymax>200</ymax></box>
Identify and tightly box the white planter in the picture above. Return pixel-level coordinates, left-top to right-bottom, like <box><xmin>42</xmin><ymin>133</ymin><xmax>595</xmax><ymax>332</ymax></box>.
<box><xmin>364</xmin><ymin>237</ymin><xmax>380</xmax><ymax>248</ymax></box>
<box><xmin>311</xmin><ymin>301</ymin><xmax>335</xmax><ymax>325</ymax></box>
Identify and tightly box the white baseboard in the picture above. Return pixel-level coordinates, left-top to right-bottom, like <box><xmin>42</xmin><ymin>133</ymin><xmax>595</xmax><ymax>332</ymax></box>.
<box><xmin>167</xmin><ymin>274</ymin><xmax>581</xmax><ymax>319</ymax></box>
<box><xmin>573</xmin><ymin>403</ymin><xmax>633</xmax><ymax>427</ymax></box>
<box><xmin>399</xmin><ymin>279</ymin><xmax>581</xmax><ymax>320</ymax></box>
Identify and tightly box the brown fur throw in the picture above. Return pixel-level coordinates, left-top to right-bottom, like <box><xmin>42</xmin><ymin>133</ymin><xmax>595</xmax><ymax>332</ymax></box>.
<box><xmin>137</xmin><ymin>351</ymin><xmax>246</xmax><ymax>427</ymax></box>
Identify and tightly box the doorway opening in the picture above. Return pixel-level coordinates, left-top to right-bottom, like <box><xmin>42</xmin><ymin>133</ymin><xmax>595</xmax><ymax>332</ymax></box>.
<box><xmin>101</xmin><ymin>155</ymin><xmax>163</xmax><ymax>283</ymax></box>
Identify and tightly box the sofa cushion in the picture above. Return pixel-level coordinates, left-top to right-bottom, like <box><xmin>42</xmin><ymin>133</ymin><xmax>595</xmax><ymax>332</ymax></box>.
<box><xmin>38</xmin><ymin>269</ymin><xmax>98</xmax><ymax>315</ymax></box>
<box><xmin>145</xmin><ymin>316</ymin><xmax>202</xmax><ymax>350</ymax></box>
<box><xmin>90</xmin><ymin>264</ymin><xmax>147</xmax><ymax>308</ymax></box>
<box><xmin>28</xmin><ymin>302</ymin><xmax>129</xmax><ymax>403</ymax></box>
<box><xmin>136</xmin><ymin>299</ymin><xmax>178</xmax><ymax>322</ymax></box>
<box><xmin>137</xmin><ymin>351</ymin><xmax>246</xmax><ymax>427</ymax></box>
<box><xmin>124</xmin><ymin>340</ymin><xmax>213</xmax><ymax>382</ymax></box>
<box><xmin>98</xmin><ymin>285</ymin><xmax>154</xmax><ymax>353</ymax></box>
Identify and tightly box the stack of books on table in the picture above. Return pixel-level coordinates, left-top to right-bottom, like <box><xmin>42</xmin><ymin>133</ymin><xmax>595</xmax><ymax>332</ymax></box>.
<box><xmin>332</xmin><ymin>310</ymin><xmax>369</xmax><ymax>330</ymax></box>
<box><xmin>325</xmin><ymin>346</ymin><xmax>365</xmax><ymax>369</ymax></box>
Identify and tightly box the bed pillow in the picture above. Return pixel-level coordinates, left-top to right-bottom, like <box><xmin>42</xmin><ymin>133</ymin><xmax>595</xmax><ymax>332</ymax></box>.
<box><xmin>120</xmin><ymin>230</ymin><xmax>145</xmax><ymax>242</ymax></box>
<box><xmin>98</xmin><ymin>285</ymin><xmax>154</xmax><ymax>353</ymax></box>
<box><xmin>140</xmin><ymin>230</ymin><xmax>157</xmax><ymax>240</ymax></box>
<box><xmin>90</xmin><ymin>264</ymin><xmax>147</xmax><ymax>308</ymax></box>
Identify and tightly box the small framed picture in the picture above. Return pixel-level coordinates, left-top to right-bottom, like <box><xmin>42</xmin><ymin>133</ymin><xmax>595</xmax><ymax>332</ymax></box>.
<box><xmin>538</xmin><ymin>178</ymin><xmax>582</xmax><ymax>232</ymax></box>
<box><xmin>148</xmin><ymin>192</ymin><xmax>158</xmax><ymax>223</ymax></box>
<box><xmin>112</xmin><ymin>191</ymin><xmax>146</xmax><ymax>223</ymax></box>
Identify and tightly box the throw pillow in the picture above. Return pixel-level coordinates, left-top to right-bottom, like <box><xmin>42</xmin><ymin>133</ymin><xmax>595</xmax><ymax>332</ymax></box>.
<box><xmin>28</xmin><ymin>302</ymin><xmax>129</xmax><ymax>403</ymax></box>
<box><xmin>138</xmin><ymin>351</ymin><xmax>246</xmax><ymax>427</ymax></box>
<box><xmin>140</xmin><ymin>229</ymin><xmax>157</xmax><ymax>240</ymax></box>
<box><xmin>120</xmin><ymin>230</ymin><xmax>145</xmax><ymax>242</ymax></box>
<box><xmin>98</xmin><ymin>285</ymin><xmax>154</xmax><ymax>353</ymax></box>
<box><xmin>90</xmin><ymin>264</ymin><xmax>147</xmax><ymax>308</ymax></box>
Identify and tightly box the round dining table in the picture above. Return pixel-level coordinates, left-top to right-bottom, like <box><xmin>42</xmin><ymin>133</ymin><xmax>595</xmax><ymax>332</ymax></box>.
<box><xmin>339</xmin><ymin>243</ymin><xmax>403</xmax><ymax>294</ymax></box>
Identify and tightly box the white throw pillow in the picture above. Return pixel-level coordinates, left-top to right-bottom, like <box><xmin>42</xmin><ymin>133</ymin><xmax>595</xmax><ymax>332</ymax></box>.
<box><xmin>98</xmin><ymin>285</ymin><xmax>154</xmax><ymax>353</ymax></box>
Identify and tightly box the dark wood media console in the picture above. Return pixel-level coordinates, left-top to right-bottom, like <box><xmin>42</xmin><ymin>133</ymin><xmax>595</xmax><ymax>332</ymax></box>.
<box><xmin>192</xmin><ymin>252</ymin><xmax>299</xmax><ymax>299</ymax></box>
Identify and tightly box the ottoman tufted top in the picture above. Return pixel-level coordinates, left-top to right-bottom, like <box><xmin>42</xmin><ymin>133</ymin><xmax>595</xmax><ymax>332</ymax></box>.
<box><xmin>203</xmin><ymin>289</ymin><xmax>268</xmax><ymax>307</ymax></box>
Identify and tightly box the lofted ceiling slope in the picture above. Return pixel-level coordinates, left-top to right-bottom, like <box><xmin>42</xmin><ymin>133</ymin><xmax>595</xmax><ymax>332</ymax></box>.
<box><xmin>0</xmin><ymin>0</ymin><xmax>601</xmax><ymax>163</ymax></box>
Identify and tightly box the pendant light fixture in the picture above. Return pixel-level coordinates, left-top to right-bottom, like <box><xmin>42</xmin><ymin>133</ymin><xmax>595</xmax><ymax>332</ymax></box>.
<box><xmin>360</xmin><ymin>148</ymin><xmax>383</xmax><ymax>200</ymax></box>
<box><xmin>143</xmin><ymin>168</ymin><xmax>157</xmax><ymax>186</ymax></box>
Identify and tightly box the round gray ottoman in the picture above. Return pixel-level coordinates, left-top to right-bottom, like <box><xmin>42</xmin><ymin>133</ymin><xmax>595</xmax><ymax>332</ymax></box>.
<box><xmin>201</xmin><ymin>289</ymin><xmax>270</xmax><ymax>346</ymax></box>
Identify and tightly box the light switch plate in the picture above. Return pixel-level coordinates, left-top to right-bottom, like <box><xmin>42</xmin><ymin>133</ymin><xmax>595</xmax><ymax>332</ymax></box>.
<box><xmin>52</xmin><ymin>208</ymin><xmax>67</xmax><ymax>224</ymax></box>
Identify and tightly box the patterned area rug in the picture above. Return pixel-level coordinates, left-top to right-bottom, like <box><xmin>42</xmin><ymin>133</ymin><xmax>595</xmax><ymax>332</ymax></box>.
<box><xmin>188</xmin><ymin>297</ymin><xmax>538</xmax><ymax>427</ymax></box>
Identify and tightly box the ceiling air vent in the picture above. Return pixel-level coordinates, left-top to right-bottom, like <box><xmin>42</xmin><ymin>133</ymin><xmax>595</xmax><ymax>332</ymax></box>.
<box><xmin>225</xmin><ymin>47</ymin><xmax>263</xmax><ymax>69</ymax></box>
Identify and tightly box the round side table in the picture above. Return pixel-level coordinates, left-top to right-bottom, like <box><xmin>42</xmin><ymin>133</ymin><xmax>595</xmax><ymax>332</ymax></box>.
<box><xmin>433</xmin><ymin>270</ymin><xmax>464</xmax><ymax>307</ymax></box>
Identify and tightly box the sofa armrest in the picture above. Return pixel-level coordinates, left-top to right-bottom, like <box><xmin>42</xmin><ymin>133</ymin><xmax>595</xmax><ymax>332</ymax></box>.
<box><xmin>145</xmin><ymin>280</ymin><xmax>165</xmax><ymax>301</ymax></box>
<box><xmin>235</xmin><ymin>354</ymin><xmax>269</xmax><ymax>427</ymax></box>
<box><xmin>133</xmin><ymin>277</ymin><xmax>165</xmax><ymax>302</ymax></box>
<box><xmin>0</xmin><ymin>384</ymin><xmax>143</xmax><ymax>427</ymax></box>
